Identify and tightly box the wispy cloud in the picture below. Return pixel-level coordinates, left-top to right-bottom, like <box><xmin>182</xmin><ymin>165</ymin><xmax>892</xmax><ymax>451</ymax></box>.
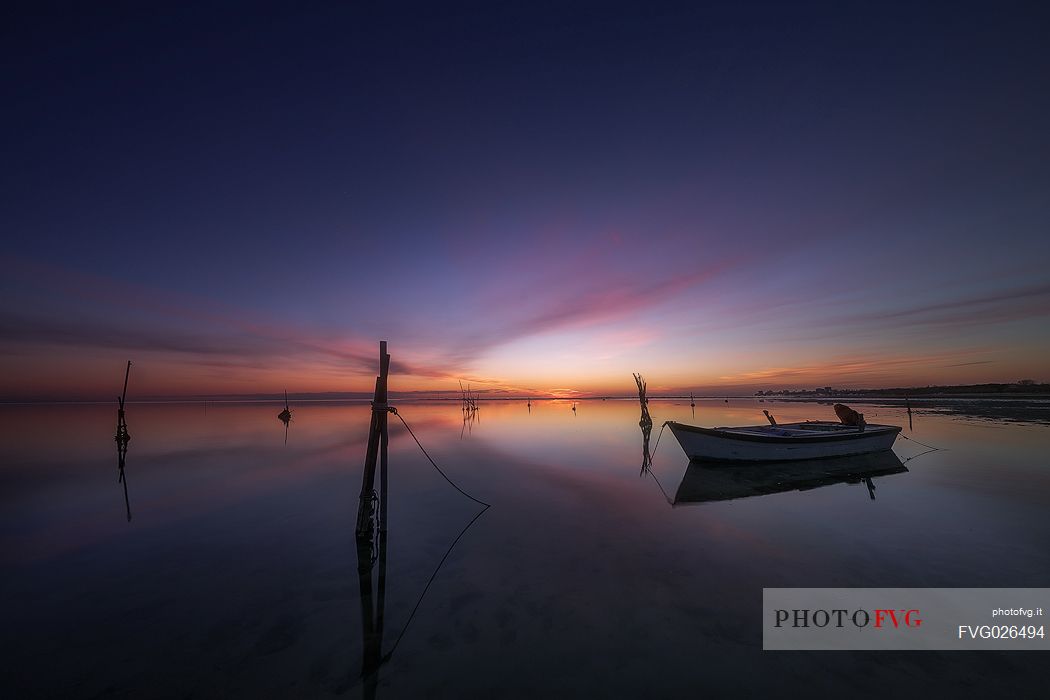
<box><xmin>716</xmin><ymin>349</ymin><xmax>995</xmax><ymax>385</ymax></box>
<box><xmin>446</xmin><ymin>261</ymin><xmax>732</xmax><ymax>361</ymax></box>
<box><xmin>944</xmin><ymin>360</ymin><xmax>994</xmax><ymax>368</ymax></box>
<box><xmin>832</xmin><ymin>282</ymin><xmax>1050</xmax><ymax>331</ymax></box>
<box><xmin>0</xmin><ymin>256</ymin><xmax>472</xmax><ymax>383</ymax></box>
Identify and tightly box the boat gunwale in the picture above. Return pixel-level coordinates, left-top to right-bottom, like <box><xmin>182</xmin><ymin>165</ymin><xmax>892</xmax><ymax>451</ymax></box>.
<box><xmin>667</xmin><ymin>421</ymin><xmax>901</xmax><ymax>444</ymax></box>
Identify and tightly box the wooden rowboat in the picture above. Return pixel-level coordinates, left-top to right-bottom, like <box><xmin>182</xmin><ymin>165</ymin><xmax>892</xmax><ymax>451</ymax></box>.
<box><xmin>667</xmin><ymin>420</ymin><xmax>901</xmax><ymax>462</ymax></box>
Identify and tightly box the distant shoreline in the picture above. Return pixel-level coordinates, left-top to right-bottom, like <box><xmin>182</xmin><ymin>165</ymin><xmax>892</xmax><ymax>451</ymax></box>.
<box><xmin>3</xmin><ymin>392</ymin><xmax>1046</xmax><ymax>425</ymax></box>
<box><xmin>2</xmin><ymin>381</ymin><xmax>1047</xmax><ymax>405</ymax></box>
<box><xmin>4</xmin><ymin>392</ymin><xmax>1049</xmax><ymax>406</ymax></box>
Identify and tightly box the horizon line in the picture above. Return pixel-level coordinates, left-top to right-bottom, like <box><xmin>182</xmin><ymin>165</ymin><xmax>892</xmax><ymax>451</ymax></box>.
<box><xmin>3</xmin><ymin>381</ymin><xmax>1047</xmax><ymax>405</ymax></box>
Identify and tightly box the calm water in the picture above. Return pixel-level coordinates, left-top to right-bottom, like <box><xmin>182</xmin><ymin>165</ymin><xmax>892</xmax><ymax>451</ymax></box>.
<box><xmin>3</xmin><ymin>399</ymin><xmax>1049</xmax><ymax>698</ymax></box>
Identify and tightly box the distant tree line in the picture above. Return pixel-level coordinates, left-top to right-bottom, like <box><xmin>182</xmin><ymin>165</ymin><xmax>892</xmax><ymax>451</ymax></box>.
<box><xmin>755</xmin><ymin>381</ymin><xmax>1049</xmax><ymax>397</ymax></box>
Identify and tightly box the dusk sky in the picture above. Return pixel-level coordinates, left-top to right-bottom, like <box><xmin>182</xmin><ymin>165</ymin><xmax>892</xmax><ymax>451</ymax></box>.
<box><xmin>3</xmin><ymin>1</ymin><xmax>1048</xmax><ymax>399</ymax></box>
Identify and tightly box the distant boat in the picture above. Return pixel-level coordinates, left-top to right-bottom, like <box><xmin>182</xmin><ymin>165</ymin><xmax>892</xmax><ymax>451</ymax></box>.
<box><xmin>667</xmin><ymin>420</ymin><xmax>901</xmax><ymax>462</ymax></box>
<box><xmin>672</xmin><ymin>451</ymin><xmax>908</xmax><ymax>504</ymax></box>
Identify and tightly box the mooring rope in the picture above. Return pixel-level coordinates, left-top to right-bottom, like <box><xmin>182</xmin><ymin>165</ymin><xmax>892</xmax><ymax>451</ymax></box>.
<box><xmin>898</xmin><ymin>433</ymin><xmax>943</xmax><ymax>452</ymax></box>
<box><xmin>896</xmin><ymin>433</ymin><xmax>945</xmax><ymax>465</ymax></box>
<box><xmin>648</xmin><ymin>420</ymin><xmax>670</xmax><ymax>465</ymax></box>
<box><xmin>369</xmin><ymin>406</ymin><xmax>491</xmax><ymax>668</ymax></box>
<box><xmin>390</xmin><ymin>408</ymin><xmax>492</xmax><ymax>508</ymax></box>
<box><xmin>381</xmin><ymin>504</ymin><xmax>488</xmax><ymax>663</ymax></box>
<box><xmin>646</xmin><ymin>468</ymin><xmax>674</xmax><ymax>506</ymax></box>
<box><xmin>901</xmin><ymin>447</ymin><xmax>940</xmax><ymax>465</ymax></box>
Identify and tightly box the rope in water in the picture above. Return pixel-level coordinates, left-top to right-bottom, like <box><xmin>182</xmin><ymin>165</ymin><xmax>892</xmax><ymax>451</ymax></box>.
<box><xmin>898</xmin><ymin>433</ymin><xmax>943</xmax><ymax>452</ymax></box>
<box><xmin>374</xmin><ymin>407</ymin><xmax>491</xmax><ymax>666</ymax></box>
<box><xmin>646</xmin><ymin>467</ymin><xmax>674</xmax><ymax>506</ymax></box>
<box><xmin>391</xmin><ymin>408</ymin><xmax>491</xmax><ymax>508</ymax></box>
<box><xmin>648</xmin><ymin>421</ymin><xmax>670</xmax><ymax>464</ymax></box>
<box><xmin>901</xmin><ymin>446</ymin><xmax>940</xmax><ymax>465</ymax></box>
<box><xmin>381</xmin><ymin>504</ymin><xmax>488</xmax><ymax>663</ymax></box>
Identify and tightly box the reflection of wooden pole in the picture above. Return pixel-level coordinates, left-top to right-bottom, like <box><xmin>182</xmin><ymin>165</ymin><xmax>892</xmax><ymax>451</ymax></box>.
<box><xmin>356</xmin><ymin>530</ymin><xmax>380</xmax><ymax>696</ymax></box>
<box><xmin>380</xmin><ymin>397</ymin><xmax>388</xmax><ymax>533</ymax></box>
<box><xmin>375</xmin><ymin>451</ymin><xmax>388</xmax><ymax>679</ymax></box>
<box><xmin>117</xmin><ymin>437</ymin><xmax>131</xmax><ymax>522</ymax></box>
<box><xmin>640</xmin><ymin>420</ymin><xmax>652</xmax><ymax>476</ymax></box>
<box><xmin>119</xmin><ymin>453</ymin><xmax>131</xmax><ymax>522</ymax></box>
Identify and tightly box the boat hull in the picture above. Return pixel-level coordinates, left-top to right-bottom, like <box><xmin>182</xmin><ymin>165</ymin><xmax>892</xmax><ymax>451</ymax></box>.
<box><xmin>667</xmin><ymin>421</ymin><xmax>901</xmax><ymax>462</ymax></box>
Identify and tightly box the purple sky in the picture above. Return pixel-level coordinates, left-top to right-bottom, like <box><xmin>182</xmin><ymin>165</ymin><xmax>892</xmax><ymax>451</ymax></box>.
<box><xmin>2</xmin><ymin>2</ymin><xmax>1048</xmax><ymax>399</ymax></box>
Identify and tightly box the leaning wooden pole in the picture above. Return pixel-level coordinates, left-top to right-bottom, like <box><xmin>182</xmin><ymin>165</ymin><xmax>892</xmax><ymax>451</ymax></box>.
<box><xmin>116</xmin><ymin>361</ymin><xmax>132</xmax><ymax>442</ymax></box>
<box><xmin>121</xmin><ymin>360</ymin><xmax>131</xmax><ymax>404</ymax></box>
<box><xmin>356</xmin><ymin>341</ymin><xmax>389</xmax><ymax>539</ymax></box>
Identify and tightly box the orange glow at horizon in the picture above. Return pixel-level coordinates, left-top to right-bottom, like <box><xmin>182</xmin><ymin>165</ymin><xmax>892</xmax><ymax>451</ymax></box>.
<box><xmin>4</xmin><ymin>336</ymin><xmax>1042</xmax><ymax>401</ymax></box>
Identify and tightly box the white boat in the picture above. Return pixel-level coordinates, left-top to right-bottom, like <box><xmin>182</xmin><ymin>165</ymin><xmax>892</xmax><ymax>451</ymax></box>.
<box><xmin>667</xmin><ymin>420</ymin><xmax>901</xmax><ymax>462</ymax></box>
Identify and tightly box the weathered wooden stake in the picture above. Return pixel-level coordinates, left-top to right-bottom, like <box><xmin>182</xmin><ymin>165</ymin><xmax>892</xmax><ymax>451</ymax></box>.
<box><xmin>115</xmin><ymin>360</ymin><xmax>132</xmax><ymax>442</ymax></box>
<box><xmin>356</xmin><ymin>341</ymin><xmax>390</xmax><ymax>539</ymax></box>
<box><xmin>633</xmin><ymin>373</ymin><xmax>652</xmax><ymax>428</ymax></box>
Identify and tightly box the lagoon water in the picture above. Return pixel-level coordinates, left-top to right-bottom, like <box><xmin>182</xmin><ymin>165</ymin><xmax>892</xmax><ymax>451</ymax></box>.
<box><xmin>3</xmin><ymin>399</ymin><xmax>1049</xmax><ymax>698</ymax></box>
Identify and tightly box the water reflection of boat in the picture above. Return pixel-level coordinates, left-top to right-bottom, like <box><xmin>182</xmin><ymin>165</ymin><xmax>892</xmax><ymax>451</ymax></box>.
<box><xmin>672</xmin><ymin>451</ymin><xmax>908</xmax><ymax>505</ymax></box>
<box><xmin>667</xmin><ymin>420</ymin><xmax>901</xmax><ymax>462</ymax></box>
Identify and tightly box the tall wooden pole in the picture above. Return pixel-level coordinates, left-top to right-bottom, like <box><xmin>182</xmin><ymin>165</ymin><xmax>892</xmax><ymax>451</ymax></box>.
<box><xmin>120</xmin><ymin>360</ymin><xmax>132</xmax><ymax>406</ymax></box>
<box><xmin>376</xmin><ymin>342</ymin><xmax>390</xmax><ymax>663</ymax></box>
<box><xmin>356</xmin><ymin>341</ymin><xmax>389</xmax><ymax>538</ymax></box>
<box><xmin>379</xmin><ymin>347</ymin><xmax>390</xmax><ymax>535</ymax></box>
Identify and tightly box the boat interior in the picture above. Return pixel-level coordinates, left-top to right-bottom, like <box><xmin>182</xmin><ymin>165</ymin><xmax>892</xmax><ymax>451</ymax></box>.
<box><xmin>711</xmin><ymin>421</ymin><xmax>888</xmax><ymax>437</ymax></box>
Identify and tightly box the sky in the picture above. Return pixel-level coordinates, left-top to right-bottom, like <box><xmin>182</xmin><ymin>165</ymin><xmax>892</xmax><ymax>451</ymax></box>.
<box><xmin>2</xmin><ymin>1</ymin><xmax>1048</xmax><ymax>400</ymax></box>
